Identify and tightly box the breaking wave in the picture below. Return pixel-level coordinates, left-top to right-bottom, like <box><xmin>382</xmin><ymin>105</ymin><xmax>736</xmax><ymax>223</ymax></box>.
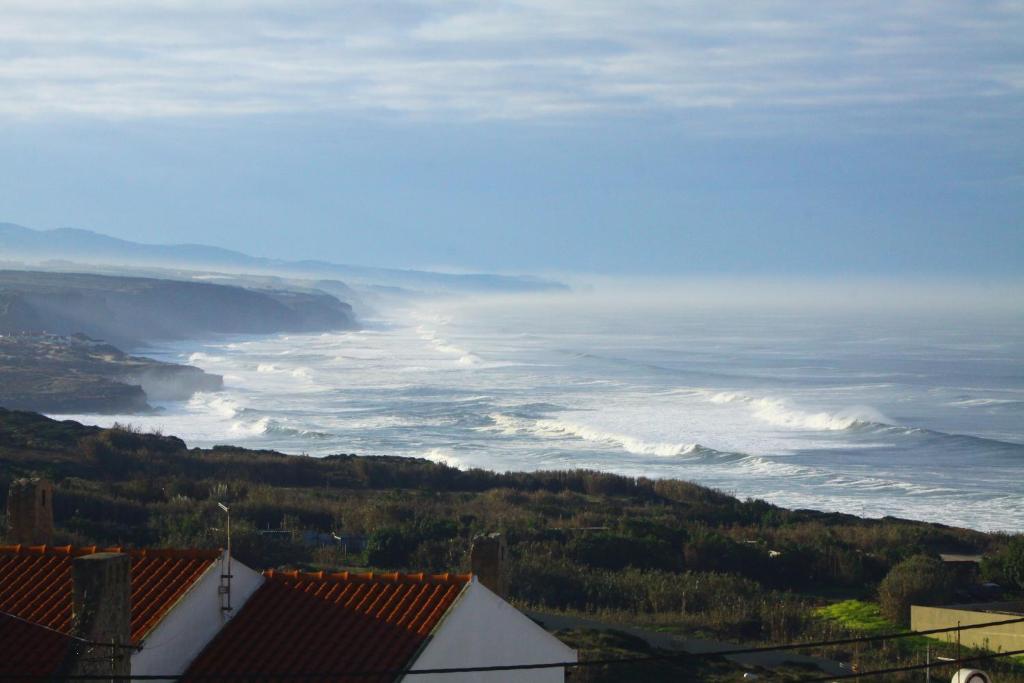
<box><xmin>415</xmin><ymin>325</ymin><xmax>484</xmax><ymax>366</ymax></box>
<box><xmin>706</xmin><ymin>391</ymin><xmax>890</xmax><ymax>431</ymax></box>
<box><xmin>227</xmin><ymin>415</ymin><xmax>328</xmax><ymax>439</ymax></box>
<box><xmin>188</xmin><ymin>393</ymin><xmax>240</xmax><ymax>419</ymax></box>
<box><xmin>422</xmin><ymin>448</ymin><xmax>465</xmax><ymax>469</ymax></box>
<box><xmin>483</xmin><ymin>413</ymin><xmax>700</xmax><ymax>457</ymax></box>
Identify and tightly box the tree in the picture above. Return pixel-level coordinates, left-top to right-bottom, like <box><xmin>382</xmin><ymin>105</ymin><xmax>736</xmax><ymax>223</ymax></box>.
<box><xmin>366</xmin><ymin>528</ymin><xmax>413</xmax><ymax>568</ymax></box>
<box><xmin>982</xmin><ymin>537</ymin><xmax>1024</xmax><ymax>591</ymax></box>
<box><xmin>878</xmin><ymin>555</ymin><xmax>954</xmax><ymax>626</ymax></box>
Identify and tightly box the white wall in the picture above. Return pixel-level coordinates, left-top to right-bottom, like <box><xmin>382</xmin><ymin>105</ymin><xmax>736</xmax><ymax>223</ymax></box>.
<box><xmin>406</xmin><ymin>579</ymin><xmax>576</xmax><ymax>683</ymax></box>
<box><xmin>131</xmin><ymin>552</ymin><xmax>264</xmax><ymax>681</ymax></box>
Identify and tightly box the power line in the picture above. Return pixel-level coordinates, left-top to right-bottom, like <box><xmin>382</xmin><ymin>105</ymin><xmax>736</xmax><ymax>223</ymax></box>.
<box><xmin>2</xmin><ymin>613</ymin><xmax>1023</xmax><ymax>680</ymax></box>
<box><xmin>0</xmin><ymin>609</ymin><xmax>141</xmax><ymax>652</ymax></box>
<box><xmin>678</xmin><ymin>614</ymin><xmax>1024</xmax><ymax>659</ymax></box>
<box><xmin>798</xmin><ymin>647</ymin><xmax>1024</xmax><ymax>681</ymax></box>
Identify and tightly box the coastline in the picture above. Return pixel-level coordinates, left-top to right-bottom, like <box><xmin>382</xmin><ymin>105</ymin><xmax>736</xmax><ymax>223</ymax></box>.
<box><xmin>41</xmin><ymin>308</ymin><xmax>1024</xmax><ymax>534</ymax></box>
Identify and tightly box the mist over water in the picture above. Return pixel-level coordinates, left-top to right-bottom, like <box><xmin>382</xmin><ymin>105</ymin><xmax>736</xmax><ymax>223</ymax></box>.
<box><xmin>53</xmin><ymin>283</ymin><xmax>1024</xmax><ymax>532</ymax></box>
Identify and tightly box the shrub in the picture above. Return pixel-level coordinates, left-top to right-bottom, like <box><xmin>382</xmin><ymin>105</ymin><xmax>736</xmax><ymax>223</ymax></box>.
<box><xmin>982</xmin><ymin>536</ymin><xmax>1024</xmax><ymax>591</ymax></box>
<box><xmin>567</xmin><ymin>533</ymin><xmax>681</xmax><ymax>572</ymax></box>
<box><xmin>366</xmin><ymin>528</ymin><xmax>414</xmax><ymax>568</ymax></box>
<box><xmin>878</xmin><ymin>555</ymin><xmax>954</xmax><ymax>626</ymax></box>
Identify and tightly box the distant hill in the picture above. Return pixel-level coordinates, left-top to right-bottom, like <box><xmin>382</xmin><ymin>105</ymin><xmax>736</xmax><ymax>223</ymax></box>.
<box><xmin>0</xmin><ymin>270</ymin><xmax>355</xmax><ymax>347</ymax></box>
<box><xmin>0</xmin><ymin>222</ymin><xmax>567</xmax><ymax>294</ymax></box>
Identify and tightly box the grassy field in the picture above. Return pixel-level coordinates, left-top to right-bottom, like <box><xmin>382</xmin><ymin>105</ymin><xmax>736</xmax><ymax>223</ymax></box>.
<box><xmin>815</xmin><ymin>599</ymin><xmax>896</xmax><ymax>634</ymax></box>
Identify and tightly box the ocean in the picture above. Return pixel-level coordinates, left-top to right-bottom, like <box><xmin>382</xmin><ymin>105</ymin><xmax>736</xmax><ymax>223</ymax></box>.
<box><xmin>52</xmin><ymin>288</ymin><xmax>1024</xmax><ymax>532</ymax></box>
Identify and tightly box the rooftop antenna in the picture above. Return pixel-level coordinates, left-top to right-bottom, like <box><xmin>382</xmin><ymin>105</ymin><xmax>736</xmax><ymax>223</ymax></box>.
<box><xmin>217</xmin><ymin>502</ymin><xmax>233</xmax><ymax>615</ymax></box>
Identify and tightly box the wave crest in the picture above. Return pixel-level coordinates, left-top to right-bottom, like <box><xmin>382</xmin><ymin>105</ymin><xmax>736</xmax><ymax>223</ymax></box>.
<box><xmin>707</xmin><ymin>391</ymin><xmax>887</xmax><ymax>431</ymax></box>
<box><xmin>484</xmin><ymin>413</ymin><xmax>699</xmax><ymax>457</ymax></box>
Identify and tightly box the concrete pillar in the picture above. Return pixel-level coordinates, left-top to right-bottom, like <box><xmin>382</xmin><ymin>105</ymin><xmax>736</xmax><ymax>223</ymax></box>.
<box><xmin>63</xmin><ymin>552</ymin><xmax>132</xmax><ymax>678</ymax></box>
<box><xmin>470</xmin><ymin>532</ymin><xmax>507</xmax><ymax>598</ymax></box>
<box><xmin>5</xmin><ymin>478</ymin><xmax>54</xmax><ymax>545</ymax></box>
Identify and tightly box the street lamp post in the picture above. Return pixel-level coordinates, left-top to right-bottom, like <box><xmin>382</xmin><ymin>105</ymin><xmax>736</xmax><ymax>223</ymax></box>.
<box><xmin>217</xmin><ymin>502</ymin><xmax>232</xmax><ymax>613</ymax></box>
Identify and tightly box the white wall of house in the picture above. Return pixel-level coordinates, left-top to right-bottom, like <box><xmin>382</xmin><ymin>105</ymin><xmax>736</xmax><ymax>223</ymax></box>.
<box><xmin>406</xmin><ymin>579</ymin><xmax>576</xmax><ymax>683</ymax></box>
<box><xmin>131</xmin><ymin>552</ymin><xmax>264</xmax><ymax>681</ymax></box>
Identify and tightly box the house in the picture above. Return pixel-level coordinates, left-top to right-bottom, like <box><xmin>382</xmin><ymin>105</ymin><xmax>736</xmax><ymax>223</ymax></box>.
<box><xmin>1</xmin><ymin>480</ymin><xmax>575</xmax><ymax>681</ymax></box>
<box><xmin>1</xmin><ymin>545</ymin><xmax>573</xmax><ymax>681</ymax></box>
<box><xmin>184</xmin><ymin>569</ymin><xmax>576</xmax><ymax>682</ymax></box>
<box><xmin>0</xmin><ymin>544</ymin><xmax>264</xmax><ymax>679</ymax></box>
<box><xmin>939</xmin><ymin>553</ymin><xmax>984</xmax><ymax>585</ymax></box>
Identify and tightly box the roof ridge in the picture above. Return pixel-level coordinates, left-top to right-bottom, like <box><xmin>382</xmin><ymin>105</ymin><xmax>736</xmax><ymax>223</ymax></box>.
<box><xmin>264</xmin><ymin>569</ymin><xmax>471</xmax><ymax>584</ymax></box>
<box><xmin>0</xmin><ymin>545</ymin><xmax>220</xmax><ymax>560</ymax></box>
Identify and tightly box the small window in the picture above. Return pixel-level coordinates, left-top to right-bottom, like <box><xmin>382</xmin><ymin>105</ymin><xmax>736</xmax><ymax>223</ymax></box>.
<box><xmin>40</xmin><ymin>490</ymin><xmax>46</xmax><ymax>508</ymax></box>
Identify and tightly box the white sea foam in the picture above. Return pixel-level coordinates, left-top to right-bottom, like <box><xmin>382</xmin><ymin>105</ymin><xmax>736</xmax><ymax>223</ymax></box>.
<box><xmin>706</xmin><ymin>391</ymin><xmax>887</xmax><ymax>431</ymax></box>
<box><xmin>188</xmin><ymin>393</ymin><xmax>239</xmax><ymax>419</ymax></box>
<box><xmin>483</xmin><ymin>413</ymin><xmax>698</xmax><ymax>457</ymax></box>
<box><xmin>423</xmin><ymin>448</ymin><xmax>464</xmax><ymax>469</ymax></box>
<box><xmin>51</xmin><ymin>296</ymin><xmax>1024</xmax><ymax>532</ymax></box>
<box><xmin>416</xmin><ymin>325</ymin><xmax>483</xmax><ymax>366</ymax></box>
<box><xmin>237</xmin><ymin>417</ymin><xmax>270</xmax><ymax>436</ymax></box>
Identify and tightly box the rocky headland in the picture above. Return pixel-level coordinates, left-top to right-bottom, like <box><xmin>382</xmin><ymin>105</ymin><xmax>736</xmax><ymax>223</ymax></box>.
<box><xmin>0</xmin><ymin>269</ymin><xmax>355</xmax><ymax>347</ymax></box>
<box><xmin>0</xmin><ymin>269</ymin><xmax>357</xmax><ymax>413</ymax></box>
<box><xmin>0</xmin><ymin>333</ymin><xmax>223</xmax><ymax>413</ymax></box>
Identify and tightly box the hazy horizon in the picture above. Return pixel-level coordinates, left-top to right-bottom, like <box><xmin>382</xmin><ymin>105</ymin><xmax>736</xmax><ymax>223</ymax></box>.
<box><xmin>1</xmin><ymin>1</ymin><xmax>1020</xmax><ymax>278</ymax></box>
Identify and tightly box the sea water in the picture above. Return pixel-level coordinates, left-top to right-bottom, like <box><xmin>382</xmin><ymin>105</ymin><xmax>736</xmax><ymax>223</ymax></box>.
<box><xmin>53</xmin><ymin>289</ymin><xmax>1024</xmax><ymax>532</ymax></box>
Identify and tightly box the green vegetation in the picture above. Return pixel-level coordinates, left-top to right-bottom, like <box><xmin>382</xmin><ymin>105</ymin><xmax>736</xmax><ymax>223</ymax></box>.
<box><xmin>815</xmin><ymin>600</ymin><xmax>894</xmax><ymax>634</ymax></box>
<box><xmin>983</xmin><ymin>537</ymin><xmax>1024</xmax><ymax>591</ymax></box>
<box><xmin>2</xmin><ymin>407</ymin><xmax>1023</xmax><ymax>679</ymax></box>
<box><xmin>815</xmin><ymin>598</ymin><xmax>1024</xmax><ymax>681</ymax></box>
<box><xmin>878</xmin><ymin>555</ymin><xmax>955</xmax><ymax>626</ymax></box>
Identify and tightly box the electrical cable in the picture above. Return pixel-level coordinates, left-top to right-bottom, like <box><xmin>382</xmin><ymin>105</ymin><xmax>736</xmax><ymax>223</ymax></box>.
<box><xmin>1</xmin><ymin>613</ymin><xmax>1022</xmax><ymax>680</ymax></box>
<box><xmin>797</xmin><ymin>647</ymin><xmax>1024</xmax><ymax>681</ymax></box>
<box><xmin>0</xmin><ymin>609</ymin><xmax>141</xmax><ymax>652</ymax></box>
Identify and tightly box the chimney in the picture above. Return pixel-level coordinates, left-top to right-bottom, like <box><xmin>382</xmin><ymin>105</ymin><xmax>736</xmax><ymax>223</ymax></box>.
<box><xmin>470</xmin><ymin>532</ymin><xmax>507</xmax><ymax>598</ymax></box>
<box><xmin>6</xmin><ymin>478</ymin><xmax>54</xmax><ymax>545</ymax></box>
<box><xmin>62</xmin><ymin>552</ymin><xmax>132</xmax><ymax>678</ymax></box>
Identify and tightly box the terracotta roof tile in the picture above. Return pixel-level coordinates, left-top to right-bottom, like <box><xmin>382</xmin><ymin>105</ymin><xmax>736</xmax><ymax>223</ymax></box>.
<box><xmin>0</xmin><ymin>544</ymin><xmax>220</xmax><ymax>643</ymax></box>
<box><xmin>0</xmin><ymin>612</ymin><xmax>74</xmax><ymax>678</ymax></box>
<box><xmin>184</xmin><ymin>570</ymin><xmax>471</xmax><ymax>683</ymax></box>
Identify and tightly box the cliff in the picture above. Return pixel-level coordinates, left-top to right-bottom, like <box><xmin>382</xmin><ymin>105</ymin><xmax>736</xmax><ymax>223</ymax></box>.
<box><xmin>0</xmin><ymin>270</ymin><xmax>355</xmax><ymax>347</ymax></box>
<box><xmin>0</xmin><ymin>333</ymin><xmax>223</xmax><ymax>414</ymax></box>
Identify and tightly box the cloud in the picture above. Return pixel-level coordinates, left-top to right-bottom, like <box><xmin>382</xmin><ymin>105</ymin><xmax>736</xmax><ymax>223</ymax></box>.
<box><xmin>0</xmin><ymin>0</ymin><xmax>1020</xmax><ymax>127</ymax></box>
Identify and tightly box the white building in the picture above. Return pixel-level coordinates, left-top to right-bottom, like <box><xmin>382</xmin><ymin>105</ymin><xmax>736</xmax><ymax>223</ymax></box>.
<box><xmin>183</xmin><ymin>569</ymin><xmax>576</xmax><ymax>682</ymax></box>
<box><xmin>0</xmin><ymin>544</ymin><xmax>575</xmax><ymax>682</ymax></box>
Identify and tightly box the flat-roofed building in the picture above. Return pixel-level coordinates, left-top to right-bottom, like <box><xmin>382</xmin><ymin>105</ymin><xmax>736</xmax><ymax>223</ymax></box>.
<box><xmin>911</xmin><ymin>602</ymin><xmax>1024</xmax><ymax>653</ymax></box>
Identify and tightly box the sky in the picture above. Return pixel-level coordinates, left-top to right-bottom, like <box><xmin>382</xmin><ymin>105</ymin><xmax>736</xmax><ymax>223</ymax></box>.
<box><xmin>0</xmin><ymin>1</ymin><xmax>1021</xmax><ymax>276</ymax></box>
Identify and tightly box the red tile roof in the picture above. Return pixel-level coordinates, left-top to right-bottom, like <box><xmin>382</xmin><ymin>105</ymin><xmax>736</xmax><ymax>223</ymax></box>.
<box><xmin>0</xmin><ymin>544</ymin><xmax>220</xmax><ymax>644</ymax></box>
<box><xmin>0</xmin><ymin>612</ymin><xmax>74</xmax><ymax>678</ymax></box>
<box><xmin>184</xmin><ymin>570</ymin><xmax>472</xmax><ymax>683</ymax></box>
